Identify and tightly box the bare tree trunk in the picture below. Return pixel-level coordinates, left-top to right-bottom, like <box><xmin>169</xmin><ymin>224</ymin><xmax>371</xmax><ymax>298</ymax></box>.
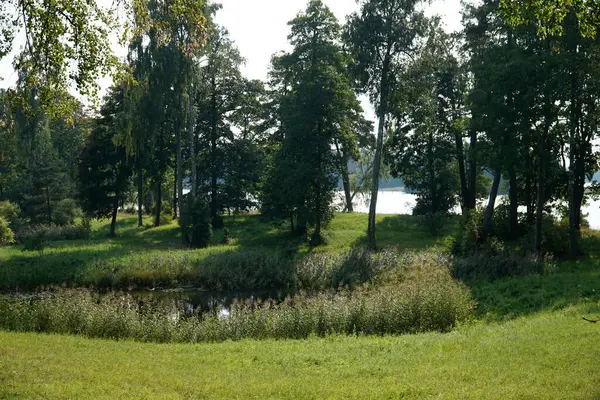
<box><xmin>455</xmin><ymin>128</ymin><xmax>470</xmax><ymax>214</ymax></box>
<box><xmin>467</xmin><ymin>129</ymin><xmax>478</xmax><ymax>210</ymax></box>
<box><xmin>189</xmin><ymin>84</ymin><xmax>197</xmax><ymax>199</ymax></box>
<box><xmin>481</xmin><ymin>168</ymin><xmax>502</xmax><ymax>243</ymax></box>
<box><xmin>368</xmin><ymin>55</ymin><xmax>390</xmax><ymax>250</ymax></box>
<box><xmin>535</xmin><ymin>126</ymin><xmax>547</xmax><ymax>254</ymax></box>
<box><xmin>110</xmin><ymin>186</ymin><xmax>120</xmax><ymax>238</ymax></box>
<box><xmin>335</xmin><ymin>140</ymin><xmax>353</xmax><ymax>213</ymax></box>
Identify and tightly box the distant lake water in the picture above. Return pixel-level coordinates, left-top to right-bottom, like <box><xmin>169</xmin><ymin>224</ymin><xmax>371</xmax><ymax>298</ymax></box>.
<box><xmin>338</xmin><ymin>191</ymin><xmax>600</xmax><ymax>230</ymax></box>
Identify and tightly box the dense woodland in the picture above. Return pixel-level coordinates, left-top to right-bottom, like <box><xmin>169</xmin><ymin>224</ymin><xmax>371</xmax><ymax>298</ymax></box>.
<box><xmin>0</xmin><ymin>0</ymin><xmax>599</xmax><ymax>257</ymax></box>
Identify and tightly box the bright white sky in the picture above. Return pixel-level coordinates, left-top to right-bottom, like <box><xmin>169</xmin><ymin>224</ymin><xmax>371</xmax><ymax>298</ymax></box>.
<box><xmin>0</xmin><ymin>0</ymin><xmax>463</xmax><ymax>118</ymax></box>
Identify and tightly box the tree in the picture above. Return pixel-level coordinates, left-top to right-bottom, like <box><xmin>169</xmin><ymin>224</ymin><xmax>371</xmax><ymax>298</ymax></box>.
<box><xmin>387</xmin><ymin>20</ymin><xmax>460</xmax><ymax>218</ymax></box>
<box><xmin>345</xmin><ymin>0</ymin><xmax>427</xmax><ymax>249</ymax></box>
<box><xmin>0</xmin><ymin>0</ymin><xmax>207</xmax><ymax>116</ymax></box>
<box><xmin>264</xmin><ymin>0</ymin><xmax>369</xmax><ymax>244</ymax></box>
<box><xmin>195</xmin><ymin>26</ymin><xmax>246</xmax><ymax>227</ymax></box>
<box><xmin>80</xmin><ymin>87</ymin><xmax>133</xmax><ymax>237</ymax></box>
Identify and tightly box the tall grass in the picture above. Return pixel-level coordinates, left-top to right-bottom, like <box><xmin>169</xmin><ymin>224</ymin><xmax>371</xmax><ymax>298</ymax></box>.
<box><xmin>0</xmin><ymin>253</ymin><xmax>474</xmax><ymax>342</ymax></box>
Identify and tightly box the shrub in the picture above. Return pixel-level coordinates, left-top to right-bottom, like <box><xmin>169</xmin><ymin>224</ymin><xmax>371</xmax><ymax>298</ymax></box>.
<box><xmin>16</xmin><ymin>223</ymin><xmax>89</xmax><ymax>244</ymax></box>
<box><xmin>449</xmin><ymin>208</ymin><xmax>484</xmax><ymax>256</ymax></box>
<box><xmin>0</xmin><ymin>217</ymin><xmax>15</xmax><ymax>246</ymax></box>
<box><xmin>180</xmin><ymin>196</ymin><xmax>212</xmax><ymax>248</ymax></box>
<box><xmin>52</xmin><ymin>198</ymin><xmax>82</xmax><ymax>226</ymax></box>
<box><xmin>0</xmin><ymin>201</ymin><xmax>20</xmax><ymax>223</ymax></box>
<box><xmin>80</xmin><ymin>217</ymin><xmax>92</xmax><ymax>240</ymax></box>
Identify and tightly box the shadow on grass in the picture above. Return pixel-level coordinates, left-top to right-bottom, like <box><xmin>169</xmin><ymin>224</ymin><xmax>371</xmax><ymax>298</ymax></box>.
<box><xmin>0</xmin><ymin>214</ymin><xmax>304</xmax><ymax>291</ymax></box>
<box><xmin>347</xmin><ymin>214</ymin><xmax>457</xmax><ymax>251</ymax></box>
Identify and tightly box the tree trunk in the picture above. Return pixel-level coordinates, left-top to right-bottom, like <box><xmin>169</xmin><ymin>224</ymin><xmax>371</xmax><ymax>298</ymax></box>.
<box><xmin>110</xmin><ymin>186</ymin><xmax>120</xmax><ymax>238</ymax></box>
<box><xmin>368</xmin><ymin>54</ymin><xmax>390</xmax><ymax>250</ymax></box>
<box><xmin>154</xmin><ymin>180</ymin><xmax>162</xmax><ymax>227</ymax></box>
<box><xmin>481</xmin><ymin>168</ymin><xmax>502</xmax><ymax>243</ymax></box>
<box><xmin>210</xmin><ymin>78</ymin><xmax>218</xmax><ymax>225</ymax></box>
<box><xmin>509</xmin><ymin>166</ymin><xmax>519</xmax><ymax>238</ymax></box>
<box><xmin>525</xmin><ymin>151</ymin><xmax>533</xmax><ymax>225</ymax></box>
<box><xmin>176</xmin><ymin>113</ymin><xmax>183</xmax><ymax>224</ymax></box>
<box><xmin>335</xmin><ymin>140</ymin><xmax>353</xmax><ymax>213</ymax></box>
<box><xmin>189</xmin><ymin>84</ymin><xmax>197</xmax><ymax>199</ymax></box>
<box><xmin>137</xmin><ymin>164</ymin><xmax>143</xmax><ymax>227</ymax></box>
<box><xmin>567</xmin><ymin>12</ymin><xmax>581</xmax><ymax>256</ymax></box>
<box><xmin>535</xmin><ymin>124</ymin><xmax>548</xmax><ymax>254</ymax></box>
<box><xmin>455</xmin><ymin>128</ymin><xmax>470</xmax><ymax>214</ymax></box>
<box><xmin>467</xmin><ymin>128</ymin><xmax>478</xmax><ymax>210</ymax></box>
<box><xmin>173</xmin><ymin>172</ymin><xmax>178</xmax><ymax>220</ymax></box>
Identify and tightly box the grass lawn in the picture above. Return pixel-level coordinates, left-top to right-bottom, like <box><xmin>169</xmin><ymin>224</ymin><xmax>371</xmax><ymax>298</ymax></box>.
<box><xmin>1</xmin><ymin>304</ymin><xmax>599</xmax><ymax>399</ymax></box>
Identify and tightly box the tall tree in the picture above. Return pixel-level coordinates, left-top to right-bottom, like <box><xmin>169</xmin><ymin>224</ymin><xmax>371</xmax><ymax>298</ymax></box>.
<box><xmin>345</xmin><ymin>0</ymin><xmax>427</xmax><ymax>249</ymax></box>
<box><xmin>80</xmin><ymin>86</ymin><xmax>133</xmax><ymax>237</ymax></box>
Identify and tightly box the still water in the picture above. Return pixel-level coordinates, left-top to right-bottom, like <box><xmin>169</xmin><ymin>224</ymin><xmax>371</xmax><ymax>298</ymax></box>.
<box><xmin>340</xmin><ymin>191</ymin><xmax>600</xmax><ymax>230</ymax></box>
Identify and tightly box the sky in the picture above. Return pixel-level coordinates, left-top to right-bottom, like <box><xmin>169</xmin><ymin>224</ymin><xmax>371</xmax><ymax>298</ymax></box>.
<box><xmin>0</xmin><ymin>0</ymin><xmax>463</xmax><ymax>114</ymax></box>
<box><xmin>214</xmin><ymin>0</ymin><xmax>462</xmax><ymax>83</ymax></box>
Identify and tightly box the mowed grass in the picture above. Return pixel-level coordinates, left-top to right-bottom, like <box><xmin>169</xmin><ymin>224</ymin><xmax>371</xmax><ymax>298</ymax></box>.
<box><xmin>0</xmin><ymin>213</ymin><xmax>455</xmax><ymax>290</ymax></box>
<box><xmin>1</xmin><ymin>304</ymin><xmax>599</xmax><ymax>399</ymax></box>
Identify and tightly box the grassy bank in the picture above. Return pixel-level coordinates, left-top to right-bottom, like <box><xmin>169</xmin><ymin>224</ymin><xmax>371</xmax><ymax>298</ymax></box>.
<box><xmin>0</xmin><ymin>213</ymin><xmax>455</xmax><ymax>290</ymax></box>
<box><xmin>1</xmin><ymin>304</ymin><xmax>599</xmax><ymax>399</ymax></box>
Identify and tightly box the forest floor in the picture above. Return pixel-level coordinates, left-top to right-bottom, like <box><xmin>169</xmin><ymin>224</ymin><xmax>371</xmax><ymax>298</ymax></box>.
<box><xmin>1</xmin><ymin>214</ymin><xmax>600</xmax><ymax>398</ymax></box>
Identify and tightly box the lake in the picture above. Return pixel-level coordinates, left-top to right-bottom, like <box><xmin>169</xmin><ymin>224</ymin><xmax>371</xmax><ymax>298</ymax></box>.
<box><xmin>339</xmin><ymin>191</ymin><xmax>600</xmax><ymax>230</ymax></box>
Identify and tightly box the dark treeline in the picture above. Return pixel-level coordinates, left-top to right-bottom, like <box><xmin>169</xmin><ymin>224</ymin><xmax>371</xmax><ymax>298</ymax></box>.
<box><xmin>1</xmin><ymin>0</ymin><xmax>599</xmax><ymax>256</ymax></box>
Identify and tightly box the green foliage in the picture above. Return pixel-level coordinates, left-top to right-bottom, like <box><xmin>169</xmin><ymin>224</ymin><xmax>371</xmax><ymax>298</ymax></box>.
<box><xmin>0</xmin><ymin>200</ymin><xmax>20</xmax><ymax>222</ymax></box>
<box><xmin>0</xmin><ymin>216</ymin><xmax>15</xmax><ymax>246</ymax></box>
<box><xmin>16</xmin><ymin>224</ymin><xmax>89</xmax><ymax>244</ymax></box>
<box><xmin>52</xmin><ymin>198</ymin><xmax>82</xmax><ymax>226</ymax></box>
<box><xmin>180</xmin><ymin>196</ymin><xmax>212</xmax><ymax>248</ymax></box>
<box><xmin>448</xmin><ymin>209</ymin><xmax>484</xmax><ymax>256</ymax></box>
<box><xmin>264</xmin><ymin>1</ymin><xmax>364</xmax><ymax>238</ymax></box>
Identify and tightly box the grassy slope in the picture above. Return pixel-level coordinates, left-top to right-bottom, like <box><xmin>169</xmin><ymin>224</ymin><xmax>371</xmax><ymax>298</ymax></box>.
<box><xmin>2</xmin><ymin>214</ymin><xmax>600</xmax><ymax>398</ymax></box>
<box><xmin>1</xmin><ymin>305</ymin><xmax>599</xmax><ymax>399</ymax></box>
<box><xmin>0</xmin><ymin>213</ymin><xmax>455</xmax><ymax>289</ymax></box>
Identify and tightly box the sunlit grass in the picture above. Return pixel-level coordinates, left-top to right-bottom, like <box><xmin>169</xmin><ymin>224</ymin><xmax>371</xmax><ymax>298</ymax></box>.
<box><xmin>1</xmin><ymin>303</ymin><xmax>599</xmax><ymax>399</ymax></box>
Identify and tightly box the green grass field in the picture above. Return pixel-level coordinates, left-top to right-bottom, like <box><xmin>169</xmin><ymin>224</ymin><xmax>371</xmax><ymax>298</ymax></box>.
<box><xmin>1</xmin><ymin>213</ymin><xmax>600</xmax><ymax>398</ymax></box>
<box><xmin>1</xmin><ymin>304</ymin><xmax>599</xmax><ymax>399</ymax></box>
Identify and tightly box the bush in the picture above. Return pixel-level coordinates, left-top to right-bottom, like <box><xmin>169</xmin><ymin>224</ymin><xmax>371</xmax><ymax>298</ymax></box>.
<box><xmin>52</xmin><ymin>198</ymin><xmax>82</xmax><ymax>226</ymax></box>
<box><xmin>16</xmin><ymin>223</ymin><xmax>89</xmax><ymax>244</ymax></box>
<box><xmin>0</xmin><ymin>201</ymin><xmax>20</xmax><ymax>223</ymax></box>
<box><xmin>0</xmin><ymin>217</ymin><xmax>15</xmax><ymax>246</ymax></box>
<box><xmin>180</xmin><ymin>196</ymin><xmax>212</xmax><ymax>248</ymax></box>
<box><xmin>449</xmin><ymin>209</ymin><xmax>484</xmax><ymax>256</ymax></box>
